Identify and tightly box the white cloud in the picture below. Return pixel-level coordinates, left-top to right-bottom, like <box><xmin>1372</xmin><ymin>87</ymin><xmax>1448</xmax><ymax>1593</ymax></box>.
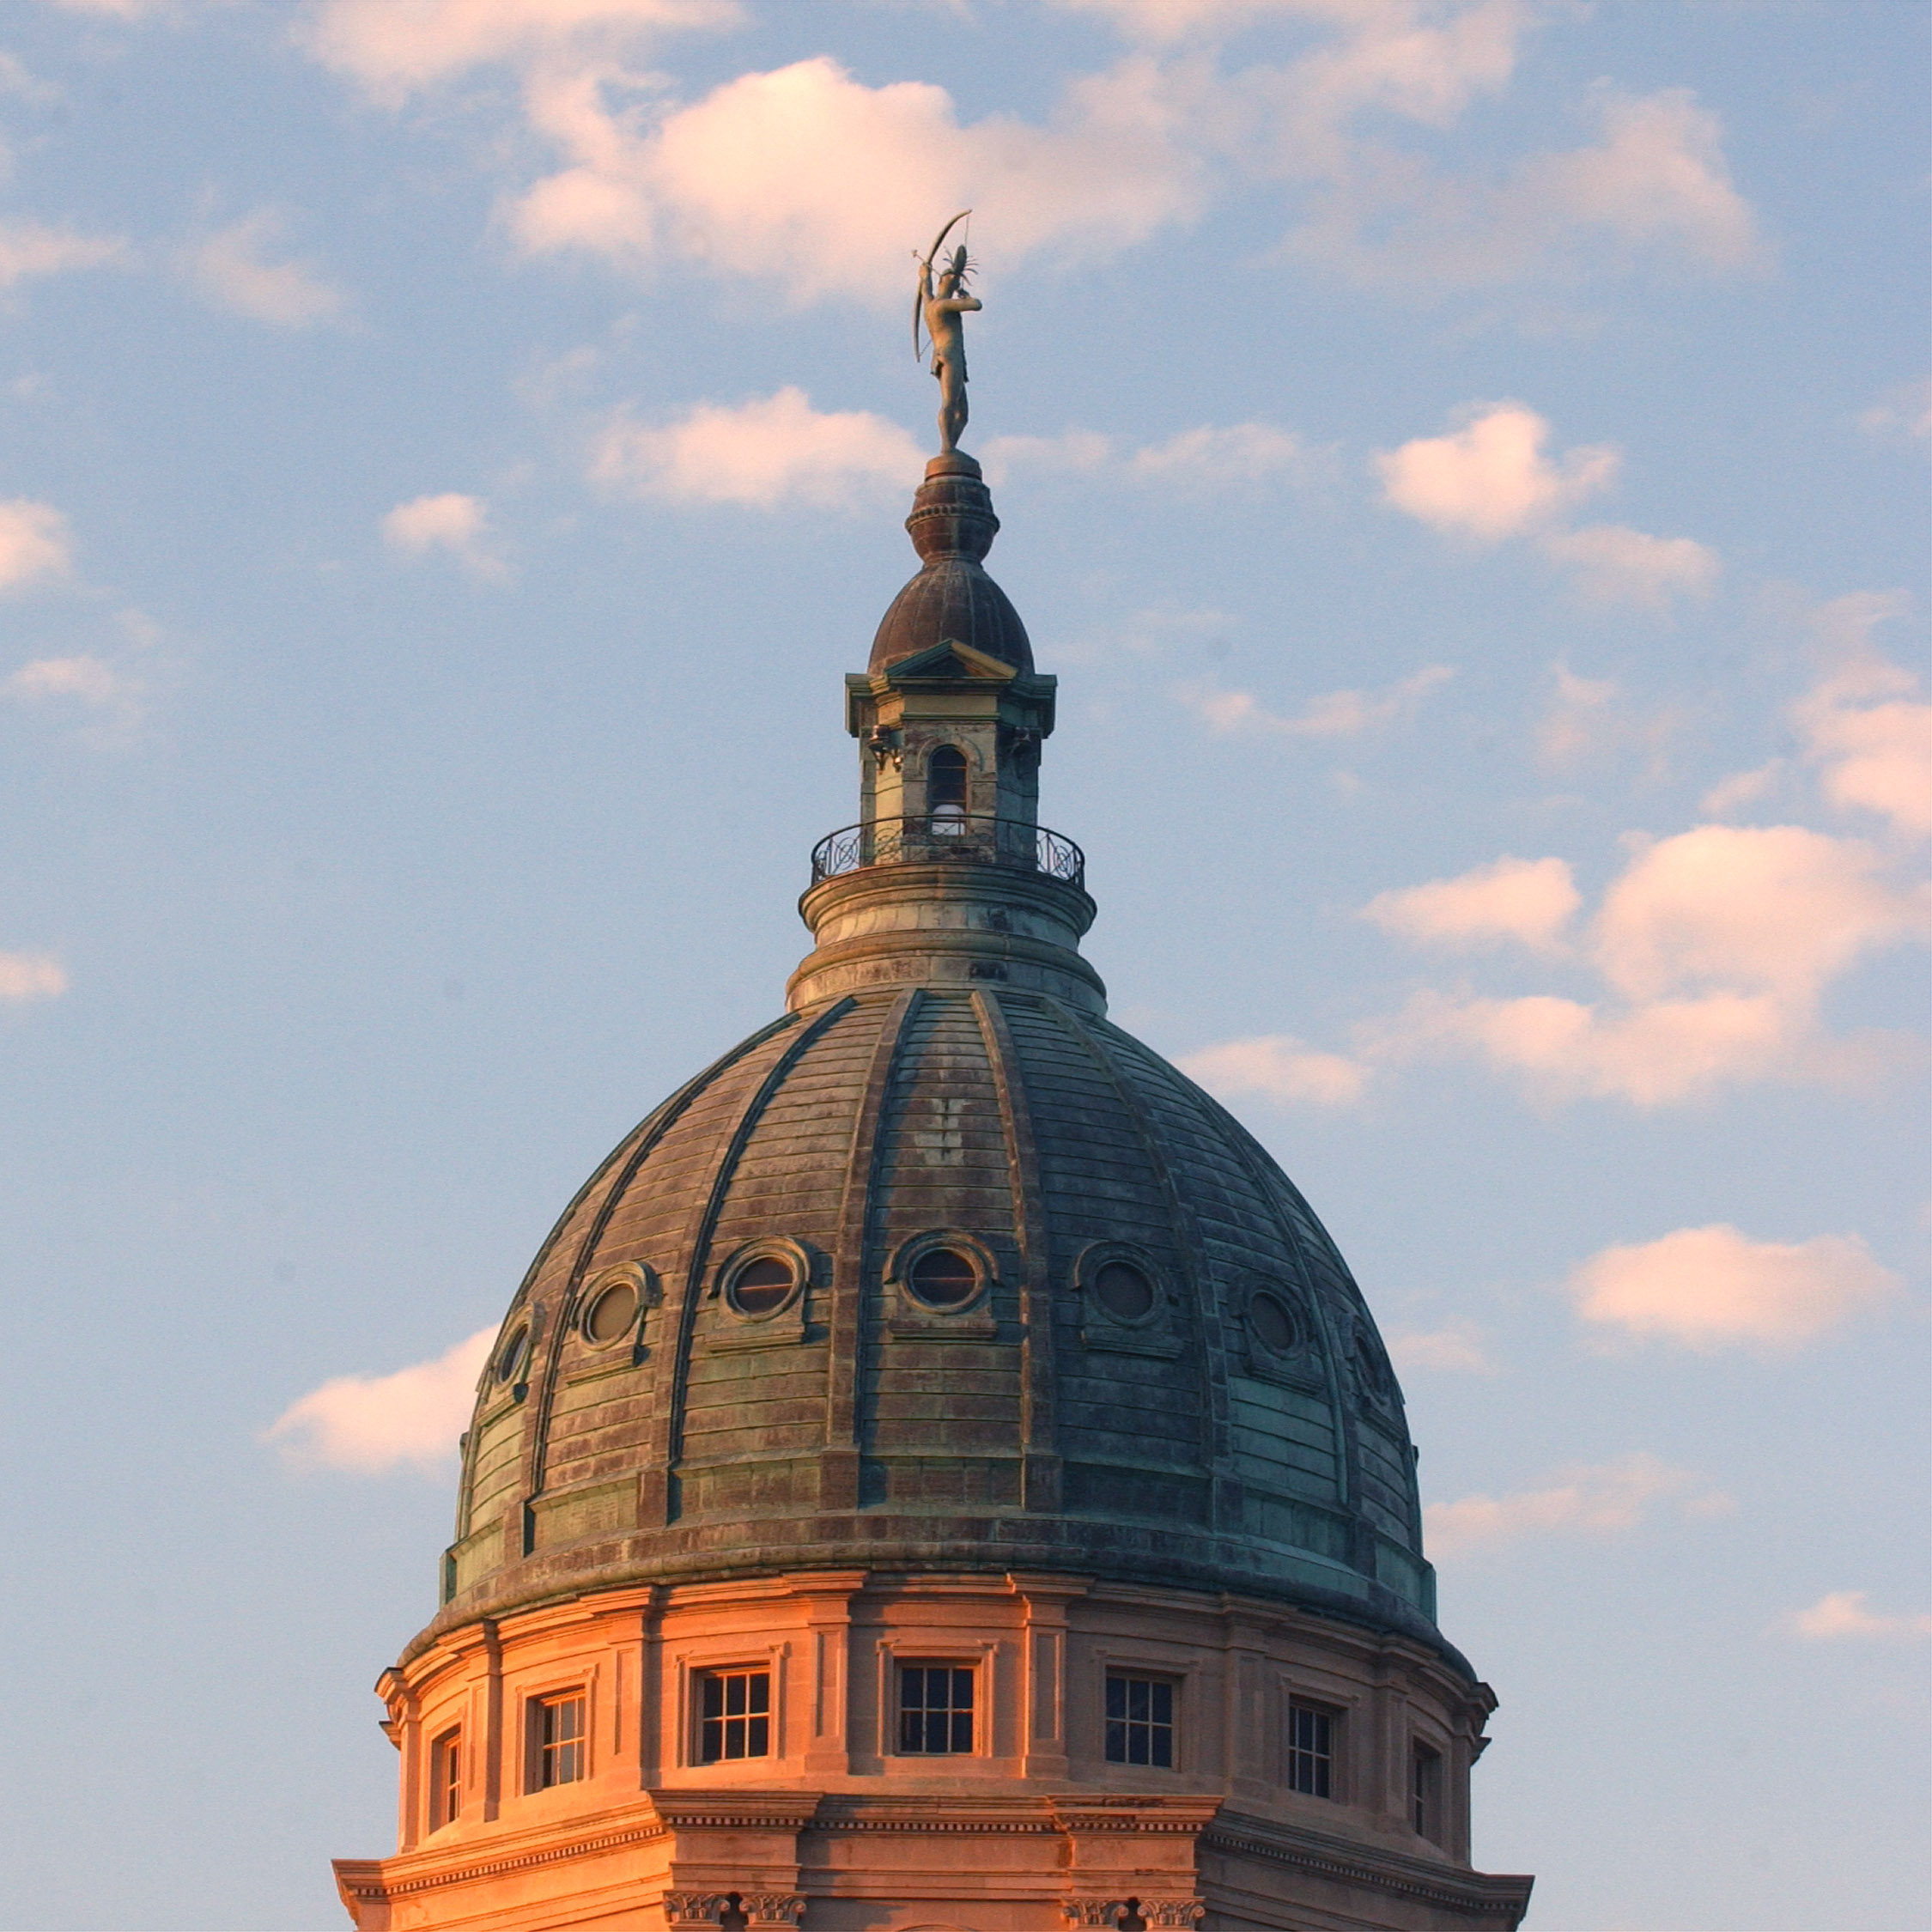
<box><xmin>0</xmin><ymin>498</ymin><xmax>73</xmax><ymax>591</ymax></box>
<box><xmin>1364</xmin><ymin>854</ymin><xmax>1579</xmax><ymax>956</ymax></box>
<box><xmin>1540</xmin><ymin>522</ymin><xmax>1719</xmax><ymax>608</ymax></box>
<box><xmin>1425</xmin><ymin>1451</ymin><xmax>1733</xmax><ymax>1560</ymax></box>
<box><xmin>1534</xmin><ymin>665</ymin><xmax>1686</xmax><ymax>779</ymax></box>
<box><xmin>187</xmin><ymin>211</ymin><xmax>348</xmax><ymax>327</ymax></box>
<box><xmin>1699</xmin><ymin>760</ymin><xmax>1781</xmax><ymax>819</ymax></box>
<box><xmin>1566</xmin><ymin>1224</ymin><xmax>1899</xmax><ymax>1352</ymax></box>
<box><xmin>0</xmin><ymin>217</ymin><xmax>124</xmax><ymax>290</ymax></box>
<box><xmin>1514</xmin><ymin>88</ymin><xmax>1761</xmax><ymax>271</ymax></box>
<box><xmin>1177</xmin><ymin>1032</ymin><xmax>1370</xmax><ymax>1108</ymax></box>
<box><xmin>1364</xmin><ymin>823</ymin><xmax>1925</xmax><ymax>1106</ymax></box>
<box><xmin>1388</xmin><ymin>1323</ymin><xmax>1494</xmax><ymax>1374</ymax></box>
<box><xmin>1536</xmin><ymin>665</ymin><xmax>1619</xmax><ymax>769</ymax></box>
<box><xmin>1182</xmin><ymin>664</ymin><xmax>1452</xmax><ymax>738</ymax></box>
<box><xmin>1595</xmin><ymin>823</ymin><xmax>1916</xmax><ymax>1006</ymax></box>
<box><xmin>1786</xmin><ymin>597</ymin><xmax>1931</xmax><ymax>839</ymax></box>
<box><xmin>1376</xmin><ymin>405</ymin><xmax>1716</xmax><ymax>607</ymax></box>
<box><xmin>4</xmin><ymin>654</ymin><xmax>130</xmax><ymax>706</ymax></box>
<box><xmin>1855</xmin><ymin>378</ymin><xmax>1930</xmax><ymax>445</ymax></box>
<box><xmin>265</xmin><ymin>1326</ymin><xmax>495</xmax><ymax>1474</ymax></box>
<box><xmin>381</xmin><ymin>492</ymin><xmax>505</xmax><ymax>577</ymax></box>
<box><xmin>519</xmin><ymin>53</ymin><xmax>1205</xmax><ymax>303</ymax></box>
<box><xmin>302</xmin><ymin>5</ymin><xmax>1759</xmax><ymax>307</ymax></box>
<box><xmin>304</xmin><ymin>0</ymin><xmax>739</xmax><ymax>104</ymax></box>
<box><xmin>1375</xmin><ymin>402</ymin><xmax>1616</xmax><ymax>540</ymax></box>
<box><xmin>592</xmin><ymin>386</ymin><xmax>923</xmax><ymax>510</ymax></box>
<box><xmin>984</xmin><ymin>422</ymin><xmax>1308</xmax><ymax>492</ymax></box>
<box><xmin>0</xmin><ymin>951</ymin><xmax>66</xmax><ymax>1002</ymax></box>
<box><xmin>1782</xmin><ymin>1591</ymin><xmax>1932</xmax><ymax>1643</ymax></box>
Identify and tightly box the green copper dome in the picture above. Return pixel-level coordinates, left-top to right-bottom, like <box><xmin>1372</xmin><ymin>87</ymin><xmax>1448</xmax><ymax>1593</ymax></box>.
<box><xmin>416</xmin><ymin>459</ymin><xmax>1449</xmax><ymax>1676</ymax></box>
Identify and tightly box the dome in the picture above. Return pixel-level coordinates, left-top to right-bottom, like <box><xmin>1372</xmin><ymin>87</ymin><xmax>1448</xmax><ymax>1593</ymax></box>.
<box><xmin>870</xmin><ymin>556</ymin><xmax>1032</xmax><ymax>676</ymax></box>
<box><xmin>428</xmin><ymin>981</ymin><xmax>1442</xmax><ymax>1667</ymax></box>
<box><xmin>869</xmin><ymin>450</ymin><xmax>1033</xmax><ymax>674</ymax></box>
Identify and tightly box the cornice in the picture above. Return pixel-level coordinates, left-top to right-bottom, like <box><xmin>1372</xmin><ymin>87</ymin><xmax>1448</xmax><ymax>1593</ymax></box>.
<box><xmin>333</xmin><ymin>1809</ymin><xmax>669</xmax><ymax>1903</ymax></box>
<box><xmin>1204</xmin><ymin>1811</ymin><xmax>1533</xmax><ymax>1923</ymax></box>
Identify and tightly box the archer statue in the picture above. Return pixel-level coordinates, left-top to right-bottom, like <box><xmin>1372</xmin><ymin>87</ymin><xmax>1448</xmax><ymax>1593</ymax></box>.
<box><xmin>915</xmin><ymin>210</ymin><xmax>981</xmax><ymax>455</ymax></box>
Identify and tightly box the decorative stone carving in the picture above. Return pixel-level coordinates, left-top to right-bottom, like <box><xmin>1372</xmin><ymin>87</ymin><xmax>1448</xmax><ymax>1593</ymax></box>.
<box><xmin>663</xmin><ymin>1892</ymin><xmax>727</xmax><ymax>1928</ymax></box>
<box><xmin>1062</xmin><ymin>1899</ymin><xmax>1127</xmax><ymax>1928</ymax></box>
<box><xmin>742</xmin><ymin>1894</ymin><xmax>807</xmax><ymax>1928</ymax></box>
<box><xmin>1141</xmin><ymin>1900</ymin><xmax>1206</xmax><ymax>1929</ymax></box>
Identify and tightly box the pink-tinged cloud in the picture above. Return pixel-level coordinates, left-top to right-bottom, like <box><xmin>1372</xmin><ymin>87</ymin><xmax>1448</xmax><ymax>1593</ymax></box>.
<box><xmin>1375</xmin><ymin>402</ymin><xmax>1617</xmax><ymax>540</ymax></box>
<box><xmin>0</xmin><ymin>216</ymin><xmax>125</xmax><ymax>290</ymax></box>
<box><xmin>1364</xmin><ymin>854</ymin><xmax>1580</xmax><ymax>955</ymax></box>
<box><xmin>1388</xmin><ymin>1325</ymin><xmax>1495</xmax><ymax>1375</ymax></box>
<box><xmin>592</xmin><ymin>387</ymin><xmax>923</xmax><ymax>510</ymax></box>
<box><xmin>1181</xmin><ymin>665</ymin><xmax>1452</xmax><ymax>739</ymax></box>
<box><xmin>382</xmin><ymin>492</ymin><xmax>505</xmax><ymax>577</ymax></box>
<box><xmin>1540</xmin><ymin>522</ymin><xmax>1719</xmax><ymax>609</ymax></box>
<box><xmin>1176</xmin><ymin>1033</ymin><xmax>1370</xmax><ymax>1108</ymax></box>
<box><xmin>1565</xmin><ymin>1224</ymin><xmax>1899</xmax><ymax>1352</ymax></box>
<box><xmin>0</xmin><ymin>951</ymin><xmax>67</xmax><ymax>1002</ymax></box>
<box><xmin>265</xmin><ymin>1326</ymin><xmax>496</xmax><ymax>1474</ymax></box>
<box><xmin>1783</xmin><ymin>602</ymin><xmax>1932</xmax><ymax>839</ymax></box>
<box><xmin>0</xmin><ymin>499</ymin><xmax>74</xmax><ymax>591</ymax></box>
<box><xmin>1425</xmin><ymin>1451</ymin><xmax>1733</xmax><ymax>1560</ymax></box>
<box><xmin>1781</xmin><ymin>1590</ymin><xmax>1932</xmax><ymax>1642</ymax></box>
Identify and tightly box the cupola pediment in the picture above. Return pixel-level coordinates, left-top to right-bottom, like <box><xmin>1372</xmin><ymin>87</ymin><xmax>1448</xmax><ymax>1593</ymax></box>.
<box><xmin>879</xmin><ymin>636</ymin><xmax>1020</xmax><ymax>684</ymax></box>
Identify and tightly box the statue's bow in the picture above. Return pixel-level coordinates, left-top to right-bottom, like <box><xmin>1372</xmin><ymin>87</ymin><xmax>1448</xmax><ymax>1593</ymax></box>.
<box><xmin>913</xmin><ymin>209</ymin><xmax>971</xmax><ymax>361</ymax></box>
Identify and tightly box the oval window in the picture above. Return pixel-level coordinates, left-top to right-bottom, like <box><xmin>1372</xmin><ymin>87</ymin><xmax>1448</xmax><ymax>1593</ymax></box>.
<box><xmin>1354</xmin><ymin>1336</ymin><xmax>1386</xmax><ymax>1397</ymax></box>
<box><xmin>728</xmin><ymin>1255</ymin><xmax>797</xmax><ymax>1316</ymax></box>
<box><xmin>1249</xmin><ymin>1293</ymin><xmax>1297</xmax><ymax>1354</ymax></box>
<box><xmin>583</xmin><ymin>1279</ymin><xmax>639</xmax><ymax>1346</ymax></box>
<box><xmin>1091</xmin><ymin>1260</ymin><xmax>1155</xmax><ymax>1321</ymax></box>
<box><xmin>908</xmin><ymin>1245</ymin><xmax>979</xmax><ymax>1309</ymax></box>
<box><xmin>495</xmin><ymin>1324</ymin><xmax>531</xmax><ymax>1383</ymax></box>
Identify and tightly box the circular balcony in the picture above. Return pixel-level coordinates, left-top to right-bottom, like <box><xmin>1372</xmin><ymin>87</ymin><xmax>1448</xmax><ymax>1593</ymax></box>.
<box><xmin>810</xmin><ymin>814</ymin><xmax>1085</xmax><ymax>890</ymax></box>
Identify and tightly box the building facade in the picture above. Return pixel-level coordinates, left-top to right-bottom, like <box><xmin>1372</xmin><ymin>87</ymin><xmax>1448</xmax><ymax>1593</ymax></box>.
<box><xmin>334</xmin><ymin>451</ymin><xmax>1534</xmax><ymax>1932</ymax></box>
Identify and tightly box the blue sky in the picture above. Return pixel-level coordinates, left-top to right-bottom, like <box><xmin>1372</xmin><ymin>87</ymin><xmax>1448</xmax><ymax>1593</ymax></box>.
<box><xmin>0</xmin><ymin>3</ymin><xmax>1925</xmax><ymax>1928</ymax></box>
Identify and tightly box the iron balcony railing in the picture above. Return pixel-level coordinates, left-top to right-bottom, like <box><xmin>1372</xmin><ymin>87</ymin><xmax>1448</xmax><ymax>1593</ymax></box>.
<box><xmin>810</xmin><ymin>813</ymin><xmax>1085</xmax><ymax>890</ymax></box>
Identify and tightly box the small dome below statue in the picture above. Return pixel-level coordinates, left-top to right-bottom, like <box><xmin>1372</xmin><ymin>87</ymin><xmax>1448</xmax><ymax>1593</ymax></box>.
<box><xmin>870</xmin><ymin>452</ymin><xmax>1033</xmax><ymax>674</ymax></box>
<box><xmin>870</xmin><ymin>556</ymin><xmax>1032</xmax><ymax>675</ymax></box>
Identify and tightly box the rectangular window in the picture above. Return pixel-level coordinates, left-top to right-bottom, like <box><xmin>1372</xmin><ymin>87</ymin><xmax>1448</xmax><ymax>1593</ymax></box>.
<box><xmin>1413</xmin><ymin>1742</ymin><xmax>1443</xmax><ymax>1842</ymax></box>
<box><xmin>534</xmin><ymin>1692</ymin><xmax>586</xmax><ymax>1789</ymax></box>
<box><xmin>697</xmin><ymin>1668</ymin><xmax>771</xmax><ymax>1763</ymax></box>
<box><xmin>1286</xmin><ymin>1701</ymin><xmax>1334</xmax><ymax>1798</ymax></box>
<box><xmin>898</xmin><ymin>1663</ymin><xmax>975</xmax><ymax>1754</ymax></box>
<box><xmin>1104</xmin><ymin>1674</ymin><xmax>1175</xmax><ymax>1767</ymax></box>
<box><xmin>431</xmin><ymin>1728</ymin><xmax>461</xmax><ymax>1829</ymax></box>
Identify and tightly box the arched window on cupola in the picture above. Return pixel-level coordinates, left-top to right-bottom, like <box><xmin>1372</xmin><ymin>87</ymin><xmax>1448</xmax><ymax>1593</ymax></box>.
<box><xmin>927</xmin><ymin>744</ymin><xmax>969</xmax><ymax>834</ymax></box>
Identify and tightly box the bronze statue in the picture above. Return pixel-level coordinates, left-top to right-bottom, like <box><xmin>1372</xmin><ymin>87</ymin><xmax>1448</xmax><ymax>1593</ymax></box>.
<box><xmin>915</xmin><ymin>210</ymin><xmax>981</xmax><ymax>454</ymax></box>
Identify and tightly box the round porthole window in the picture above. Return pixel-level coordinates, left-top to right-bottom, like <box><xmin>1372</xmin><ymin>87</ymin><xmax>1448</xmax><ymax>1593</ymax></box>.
<box><xmin>495</xmin><ymin>1324</ymin><xmax>531</xmax><ymax>1383</ymax></box>
<box><xmin>1249</xmin><ymin>1292</ymin><xmax>1297</xmax><ymax>1354</ymax></box>
<box><xmin>727</xmin><ymin>1254</ymin><xmax>798</xmax><ymax>1317</ymax></box>
<box><xmin>1091</xmin><ymin>1259</ymin><xmax>1155</xmax><ymax>1322</ymax></box>
<box><xmin>907</xmin><ymin>1245</ymin><xmax>979</xmax><ymax>1309</ymax></box>
<box><xmin>582</xmin><ymin>1279</ymin><xmax>639</xmax><ymax>1346</ymax></box>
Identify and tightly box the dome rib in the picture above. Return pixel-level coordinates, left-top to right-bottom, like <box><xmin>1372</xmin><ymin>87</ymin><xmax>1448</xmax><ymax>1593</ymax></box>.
<box><xmin>460</xmin><ymin>1010</ymin><xmax>804</xmax><ymax>1540</ymax></box>
<box><xmin>1042</xmin><ymin>995</ymin><xmax>1224</xmax><ymax>1479</ymax></box>
<box><xmin>823</xmin><ymin>985</ymin><xmax>923</xmax><ymax>1510</ymax></box>
<box><xmin>659</xmin><ymin>995</ymin><xmax>858</xmax><ymax>1505</ymax></box>
<box><xmin>1097</xmin><ymin>1021</ymin><xmax>1356</xmax><ymax>1516</ymax></box>
<box><xmin>972</xmin><ymin>987</ymin><xmax>1060</xmax><ymax>1502</ymax></box>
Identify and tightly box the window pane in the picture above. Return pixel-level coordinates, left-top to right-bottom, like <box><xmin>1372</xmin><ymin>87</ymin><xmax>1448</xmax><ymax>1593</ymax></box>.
<box><xmin>1287</xmin><ymin>1702</ymin><xmax>1334</xmax><ymax>1798</ymax></box>
<box><xmin>1104</xmin><ymin>1674</ymin><xmax>1176</xmax><ymax>1770</ymax></box>
<box><xmin>698</xmin><ymin>1671</ymin><xmax>771</xmax><ymax>1764</ymax></box>
<box><xmin>898</xmin><ymin>1662</ymin><xmax>974</xmax><ymax>1753</ymax></box>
